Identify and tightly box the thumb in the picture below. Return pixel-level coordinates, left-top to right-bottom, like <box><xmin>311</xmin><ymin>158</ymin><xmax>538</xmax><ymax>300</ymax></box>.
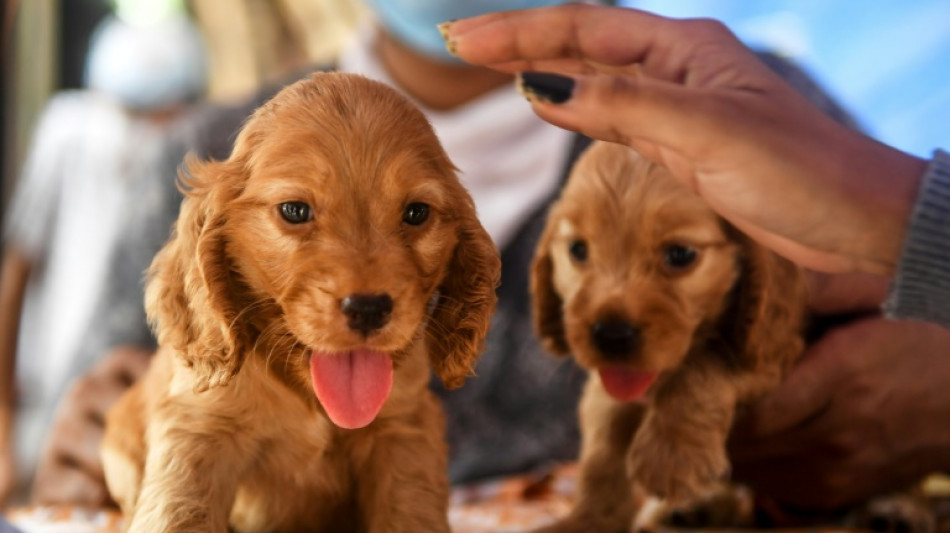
<box><xmin>731</xmin><ymin>337</ymin><xmax>845</xmax><ymax>443</ymax></box>
<box><xmin>517</xmin><ymin>71</ymin><xmax>718</xmax><ymax>159</ymax></box>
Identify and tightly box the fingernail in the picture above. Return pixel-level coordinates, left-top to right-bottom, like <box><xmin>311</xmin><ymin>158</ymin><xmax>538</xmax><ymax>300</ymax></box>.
<box><xmin>517</xmin><ymin>72</ymin><xmax>575</xmax><ymax>104</ymax></box>
<box><xmin>437</xmin><ymin>21</ymin><xmax>454</xmax><ymax>41</ymax></box>
<box><xmin>438</xmin><ymin>21</ymin><xmax>458</xmax><ymax>56</ymax></box>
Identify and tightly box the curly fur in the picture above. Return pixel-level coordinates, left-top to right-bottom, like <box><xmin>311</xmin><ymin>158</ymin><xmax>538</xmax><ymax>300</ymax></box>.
<box><xmin>529</xmin><ymin>141</ymin><xmax>806</xmax><ymax>532</ymax></box>
<box><xmin>102</xmin><ymin>72</ymin><xmax>500</xmax><ymax>533</ymax></box>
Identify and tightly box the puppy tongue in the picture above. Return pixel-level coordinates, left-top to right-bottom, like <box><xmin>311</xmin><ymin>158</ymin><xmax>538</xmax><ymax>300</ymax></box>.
<box><xmin>599</xmin><ymin>366</ymin><xmax>657</xmax><ymax>402</ymax></box>
<box><xmin>310</xmin><ymin>349</ymin><xmax>393</xmax><ymax>429</ymax></box>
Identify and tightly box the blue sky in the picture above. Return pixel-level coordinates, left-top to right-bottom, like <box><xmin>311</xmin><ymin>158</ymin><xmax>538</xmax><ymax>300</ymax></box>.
<box><xmin>619</xmin><ymin>0</ymin><xmax>950</xmax><ymax>158</ymax></box>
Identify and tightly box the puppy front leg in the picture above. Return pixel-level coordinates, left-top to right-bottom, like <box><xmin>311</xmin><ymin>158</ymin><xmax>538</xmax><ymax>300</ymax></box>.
<box><xmin>126</xmin><ymin>416</ymin><xmax>251</xmax><ymax>533</ymax></box>
<box><xmin>628</xmin><ymin>366</ymin><xmax>737</xmax><ymax>503</ymax></box>
<box><xmin>355</xmin><ymin>395</ymin><xmax>450</xmax><ymax>533</ymax></box>
<box><xmin>533</xmin><ymin>381</ymin><xmax>645</xmax><ymax>533</ymax></box>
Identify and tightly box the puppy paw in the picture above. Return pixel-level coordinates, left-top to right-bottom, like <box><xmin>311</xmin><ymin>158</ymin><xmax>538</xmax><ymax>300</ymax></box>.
<box><xmin>626</xmin><ymin>423</ymin><xmax>729</xmax><ymax>502</ymax></box>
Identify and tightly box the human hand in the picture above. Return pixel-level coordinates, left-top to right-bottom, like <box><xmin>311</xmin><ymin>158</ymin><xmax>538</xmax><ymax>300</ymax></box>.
<box><xmin>444</xmin><ymin>5</ymin><xmax>927</xmax><ymax>275</ymax></box>
<box><xmin>728</xmin><ymin>317</ymin><xmax>950</xmax><ymax>510</ymax></box>
<box><xmin>31</xmin><ymin>346</ymin><xmax>150</xmax><ymax>507</ymax></box>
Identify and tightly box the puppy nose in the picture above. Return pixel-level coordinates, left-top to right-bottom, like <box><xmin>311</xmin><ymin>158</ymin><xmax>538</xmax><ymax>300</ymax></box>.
<box><xmin>591</xmin><ymin>319</ymin><xmax>640</xmax><ymax>359</ymax></box>
<box><xmin>341</xmin><ymin>294</ymin><xmax>393</xmax><ymax>335</ymax></box>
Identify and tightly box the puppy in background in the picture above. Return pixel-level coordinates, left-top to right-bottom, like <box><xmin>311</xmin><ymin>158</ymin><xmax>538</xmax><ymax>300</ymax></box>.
<box><xmin>101</xmin><ymin>73</ymin><xmax>500</xmax><ymax>533</ymax></box>
<box><xmin>530</xmin><ymin>141</ymin><xmax>807</xmax><ymax>532</ymax></box>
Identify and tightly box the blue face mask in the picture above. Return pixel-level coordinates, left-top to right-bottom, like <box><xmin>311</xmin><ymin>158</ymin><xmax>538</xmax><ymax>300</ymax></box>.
<box><xmin>368</xmin><ymin>0</ymin><xmax>569</xmax><ymax>62</ymax></box>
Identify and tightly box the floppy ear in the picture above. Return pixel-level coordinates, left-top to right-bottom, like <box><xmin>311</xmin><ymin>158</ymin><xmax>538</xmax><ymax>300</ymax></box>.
<box><xmin>726</xmin><ymin>229</ymin><xmax>807</xmax><ymax>371</ymax></box>
<box><xmin>530</xmin><ymin>210</ymin><xmax>571</xmax><ymax>357</ymax></box>
<box><xmin>145</xmin><ymin>156</ymin><xmax>252</xmax><ymax>392</ymax></box>
<box><xmin>428</xmin><ymin>209</ymin><xmax>501</xmax><ymax>390</ymax></box>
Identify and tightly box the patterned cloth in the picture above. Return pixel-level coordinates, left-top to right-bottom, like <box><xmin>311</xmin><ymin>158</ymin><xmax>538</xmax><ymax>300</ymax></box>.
<box><xmin>885</xmin><ymin>149</ymin><xmax>950</xmax><ymax>326</ymax></box>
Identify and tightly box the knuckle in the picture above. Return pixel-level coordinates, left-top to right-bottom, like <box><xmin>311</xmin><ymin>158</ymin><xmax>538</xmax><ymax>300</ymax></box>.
<box><xmin>683</xmin><ymin>17</ymin><xmax>733</xmax><ymax>39</ymax></box>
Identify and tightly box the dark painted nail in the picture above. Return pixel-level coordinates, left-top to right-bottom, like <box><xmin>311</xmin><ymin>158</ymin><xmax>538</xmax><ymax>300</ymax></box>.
<box><xmin>517</xmin><ymin>71</ymin><xmax>575</xmax><ymax>104</ymax></box>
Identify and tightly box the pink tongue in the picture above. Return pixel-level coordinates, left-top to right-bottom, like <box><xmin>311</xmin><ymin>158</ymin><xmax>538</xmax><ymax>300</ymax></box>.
<box><xmin>598</xmin><ymin>366</ymin><xmax>657</xmax><ymax>402</ymax></box>
<box><xmin>310</xmin><ymin>349</ymin><xmax>393</xmax><ymax>429</ymax></box>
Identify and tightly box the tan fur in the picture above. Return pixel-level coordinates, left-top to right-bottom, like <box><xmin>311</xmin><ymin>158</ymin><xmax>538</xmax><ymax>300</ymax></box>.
<box><xmin>102</xmin><ymin>72</ymin><xmax>500</xmax><ymax>533</ymax></box>
<box><xmin>530</xmin><ymin>142</ymin><xmax>806</xmax><ymax>532</ymax></box>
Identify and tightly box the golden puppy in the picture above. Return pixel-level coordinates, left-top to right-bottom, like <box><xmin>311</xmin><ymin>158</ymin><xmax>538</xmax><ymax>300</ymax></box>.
<box><xmin>530</xmin><ymin>141</ymin><xmax>806</xmax><ymax>532</ymax></box>
<box><xmin>101</xmin><ymin>72</ymin><xmax>500</xmax><ymax>533</ymax></box>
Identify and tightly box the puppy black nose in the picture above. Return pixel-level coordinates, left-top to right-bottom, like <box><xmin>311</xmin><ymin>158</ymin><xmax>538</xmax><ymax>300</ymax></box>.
<box><xmin>341</xmin><ymin>294</ymin><xmax>393</xmax><ymax>335</ymax></box>
<box><xmin>591</xmin><ymin>319</ymin><xmax>640</xmax><ymax>359</ymax></box>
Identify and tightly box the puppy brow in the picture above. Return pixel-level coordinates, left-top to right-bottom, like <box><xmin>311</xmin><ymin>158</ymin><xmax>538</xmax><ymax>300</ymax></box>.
<box><xmin>241</xmin><ymin>182</ymin><xmax>317</xmax><ymax>206</ymax></box>
<box><xmin>404</xmin><ymin>182</ymin><xmax>449</xmax><ymax>207</ymax></box>
<box><xmin>659</xmin><ymin>220</ymin><xmax>726</xmax><ymax>244</ymax></box>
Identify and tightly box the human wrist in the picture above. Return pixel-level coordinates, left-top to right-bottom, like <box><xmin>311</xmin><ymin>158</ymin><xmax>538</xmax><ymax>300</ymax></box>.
<box><xmin>836</xmin><ymin>135</ymin><xmax>927</xmax><ymax>274</ymax></box>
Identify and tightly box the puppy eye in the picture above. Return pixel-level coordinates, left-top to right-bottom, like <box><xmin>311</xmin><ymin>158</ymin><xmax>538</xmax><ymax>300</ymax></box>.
<box><xmin>403</xmin><ymin>202</ymin><xmax>430</xmax><ymax>226</ymax></box>
<box><xmin>664</xmin><ymin>244</ymin><xmax>698</xmax><ymax>270</ymax></box>
<box><xmin>569</xmin><ymin>239</ymin><xmax>588</xmax><ymax>263</ymax></box>
<box><xmin>279</xmin><ymin>202</ymin><xmax>313</xmax><ymax>224</ymax></box>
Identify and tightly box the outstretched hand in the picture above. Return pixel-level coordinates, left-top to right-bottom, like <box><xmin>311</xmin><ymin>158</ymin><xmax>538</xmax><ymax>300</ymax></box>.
<box><xmin>444</xmin><ymin>4</ymin><xmax>927</xmax><ymax>275</ymax></box>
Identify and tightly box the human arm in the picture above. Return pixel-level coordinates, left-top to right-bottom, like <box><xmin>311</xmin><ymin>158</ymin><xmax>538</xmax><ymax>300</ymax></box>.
<box><xmin>442</xmin><ymin>5</ymin><xmax>929</xmax><ymax>276</ymax></box>
<box><xmin>0</xmin><ymin>249</ymin><xmax>32</xmax><ymax>506</ymax></box>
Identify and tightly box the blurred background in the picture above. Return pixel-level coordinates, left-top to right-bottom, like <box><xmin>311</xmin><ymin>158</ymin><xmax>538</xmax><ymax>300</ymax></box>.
<box><xmin>1</xmin><ymin>0</ymin><xmax>948</xmax><ymax>224</ymax></box>
<box><xmin>0</xmin><ymin>0</ymin><xmax>366</xmax><ymax>213</ymax></box>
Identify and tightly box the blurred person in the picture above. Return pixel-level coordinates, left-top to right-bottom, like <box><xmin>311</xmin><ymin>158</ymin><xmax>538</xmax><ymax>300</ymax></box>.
<box><xmin>0</xmin><ymin>12</ymin><xmax>206</xmax><ymax>506</ymax></box>
<box><xmin>25</xmin><ymin>0</ymin><xmax>933</xmax><ymax>517</ymax></box>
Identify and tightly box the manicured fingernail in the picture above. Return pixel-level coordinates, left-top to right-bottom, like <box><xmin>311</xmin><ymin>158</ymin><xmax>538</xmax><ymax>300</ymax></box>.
<box><xmin>517</xmin><ymin>72</ymin><xmax>575</xmax><ymax>104</ymax></box>
<box><xmin>438</xmin><ymin>21</ymin><xmax>458</xmax><ymax>56</ymax></box>
<box><xmin>437</xmin><ymin>21</ymin><xmax>454</xmax><ymax>41</ymax></box>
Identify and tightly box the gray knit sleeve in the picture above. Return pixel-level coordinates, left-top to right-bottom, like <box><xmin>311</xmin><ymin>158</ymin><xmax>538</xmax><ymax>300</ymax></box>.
<box><xmin>884</xmin><ymin>149</ymin><xmax>950</xmax><ymax>326</ymax></box>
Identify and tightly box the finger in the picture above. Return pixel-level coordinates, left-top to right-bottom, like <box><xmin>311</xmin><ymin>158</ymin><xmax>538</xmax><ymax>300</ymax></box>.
<box><xmin>31</xmin><ymin>461</ymin><xmax>110</xmax><ymax>507</ymax></box>
<box><xmin>449</xmin><ymin>5</ymin><xmax>666</xmax><ymax>66</ymax></box>
<box><xmin>43</xmin><ymin>411</ymin><xmax>107</xmax><ymax>480</ymax></box>
<box><xmin>805</xmin><ymin>271</ymin><xmax>889</xmax><ymax>315</ymax></box>
<box><xmin>729</xmin><ymin>400</ymin><xmax>839</xmax><ymax>462</ymax></box>
<box><xmin>520</xmin><ymin>72</ymin><xmax>721</xmax><ymax>156</ymax></box>
<box><xmin>730</xmin><ymin>335</ymin><xmax>846</xmax><ymax>441</ymax></box>
<box><xmin>482</xmin><ymin>58</ymin><xmax>599</xmax><ymax>76</ymax></box>
<box><xmin>449</xmin><ymin>5</ymin><xmax>764</xmax><ymax>84</ymax></box>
